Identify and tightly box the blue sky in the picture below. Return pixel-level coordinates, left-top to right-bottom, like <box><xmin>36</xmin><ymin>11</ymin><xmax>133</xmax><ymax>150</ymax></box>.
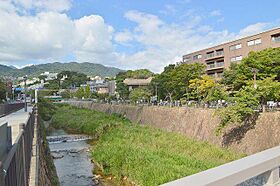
<box><xmin>0</xmin><ymin>0</ymin><xmax>279</xmax><ymax>72</ymax></box>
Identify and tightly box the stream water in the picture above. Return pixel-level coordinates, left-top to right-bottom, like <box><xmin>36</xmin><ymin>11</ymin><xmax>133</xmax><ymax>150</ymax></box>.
<box><xmin>47</xmin><ymin>129</ymin><xmax>99</xmax><ymax>186</ymax></box>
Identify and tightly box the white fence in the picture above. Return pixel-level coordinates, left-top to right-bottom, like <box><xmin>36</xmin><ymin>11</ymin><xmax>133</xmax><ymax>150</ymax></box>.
<box><xmin>162</xmin><ymin>145</ymin><xmax>280</xmax><ymax>186</ymax></box>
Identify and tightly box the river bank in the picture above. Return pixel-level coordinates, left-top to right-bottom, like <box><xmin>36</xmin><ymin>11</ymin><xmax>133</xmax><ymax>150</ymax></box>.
<box><xmin>48</xmin><ymin>104</ymin><xmax>244</xmax><ymax>186</ymax></box>
<box><xmin>47</xmin><ymin>129</ymin><xmax>97</xmax><ymax>186</ymax></box>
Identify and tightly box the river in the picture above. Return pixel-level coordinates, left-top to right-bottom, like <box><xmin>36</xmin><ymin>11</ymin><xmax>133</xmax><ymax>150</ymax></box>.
<box><xmin>47</xmin><ymin>129</ymin><xmax>99</xmax><ymax>186</ymax></box>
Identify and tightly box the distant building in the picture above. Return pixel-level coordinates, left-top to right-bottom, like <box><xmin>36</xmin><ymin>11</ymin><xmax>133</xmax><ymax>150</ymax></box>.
<box><xmin>40</xmin><ymin>72</ymin><xmax>58</xmax><ymax>81</ymax></box>
<box><xmin>182</xmin><ymin>27</ymin><xmax>280</xmax><ymax>78</ymax></box>
<box><xmin>123</xmin><ymin>77</ymin><xmax>153</xmax><ymax>91</ymax></box>
<box><xmin>80</xmin><ymin>79</ymin><xmax>116</xmax><ymax>95</ymax></box>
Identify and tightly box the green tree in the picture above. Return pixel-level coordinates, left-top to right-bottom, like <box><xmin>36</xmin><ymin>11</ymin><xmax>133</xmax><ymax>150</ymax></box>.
<box><xmin>152</xmin><ymin>63</ymin><xmax>205</xmax><ymax>101</ymax></box>
<box><xmin>222</xmin><ymin>48</ymin><xmax>280</xmax><ymax>91</ymax></box>
<box><xmin>58</xmin><ymin>71</ymin><xmax>88</xmax><ymax>89</ymax></box>
<box><xmin>116</xmin><ymin>69</ymin><xmax>154</xmax><ymax>99</ymax></box>
<box><xmin>216</xmin><ymin>86</ymin><xmax>259</xmax><ymax>133</ymax></box>
<box><xmin>84</xmin><ymin>85</ymin><xmax>91</xmax><ymax>98</ymax></box>
<box><xmin>129</xmin><ymin>88</ymin><xmax>152</xmax><ymax>103</ymax></box>
<box><xmin>189</xmin><ymin>75</ymin><xmax>216</xmax><ymax>101</ymax></box>
<box><xmin>76</xmin><ymin>87</ymin><xmax>85</xmax><ymax>99</ymax></box>
<box><xmin>60</xmin><ymin>90</ymin><xmax>72</xmax><ymax>99</ymax></box>
<box><xmin>0</xmin><ymin>79</ymin><xmax>6</xmax><ymax>102</ymax></box>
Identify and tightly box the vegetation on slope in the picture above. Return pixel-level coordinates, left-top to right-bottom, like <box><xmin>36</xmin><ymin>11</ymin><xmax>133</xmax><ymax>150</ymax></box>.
<box><xmin>0</xmin><ymin>62</ymin><xmax>123</xmax><ymax>77</ymax></box>
<box><xmin>49</xmin><ymin>104</ymin><xmax>244</xmax><ymax>186</ymax></box>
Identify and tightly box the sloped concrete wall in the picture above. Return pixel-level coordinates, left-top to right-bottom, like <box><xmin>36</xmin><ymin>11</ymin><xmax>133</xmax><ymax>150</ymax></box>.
<box><xmin>69</xmin><ymin>101</ymin><xmax>280</xmax><ymax>155</ymax></box>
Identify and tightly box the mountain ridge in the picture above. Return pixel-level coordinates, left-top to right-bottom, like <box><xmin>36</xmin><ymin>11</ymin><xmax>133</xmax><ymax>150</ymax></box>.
<box><xmin>0</xmin><ymin>62</ymin><xmax>124</xmax><ymax>78</ymax></box>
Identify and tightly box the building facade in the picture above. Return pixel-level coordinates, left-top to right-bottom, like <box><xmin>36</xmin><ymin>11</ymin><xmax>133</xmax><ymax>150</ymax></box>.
<box><xmin>182</xmin><ymin>27</ymin><xmax>280</xmax><ymax>78</ymax></box>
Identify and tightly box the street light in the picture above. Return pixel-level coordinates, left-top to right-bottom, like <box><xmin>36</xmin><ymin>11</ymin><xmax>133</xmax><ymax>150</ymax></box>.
<box><xmin>23</xmin><ymin>75</ymin><xmax>27</xmax><ymax>112</ymax></box>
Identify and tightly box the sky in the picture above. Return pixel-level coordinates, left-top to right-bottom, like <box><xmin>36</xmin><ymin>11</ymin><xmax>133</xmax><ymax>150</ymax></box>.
<box><xmin>0</xmin><ymin>0</ymin><xmax>279</xmax><ymax>72</ymax></box>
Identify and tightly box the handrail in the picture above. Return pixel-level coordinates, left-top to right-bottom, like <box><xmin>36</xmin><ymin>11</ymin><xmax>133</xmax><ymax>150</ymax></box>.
<box><xmin>162</xmin><ymin>145</ymin><xmax>280</xmax><ymax>186</ymax></box>
<box><xmin>0</xmin><ymin>103</ymin><xmax>25</xmax><ymax>118</ymax></box>
<box><xmin>0</xmin><ymin>107</ymin><xmax>36</xmax><ymax>186</ymax></box>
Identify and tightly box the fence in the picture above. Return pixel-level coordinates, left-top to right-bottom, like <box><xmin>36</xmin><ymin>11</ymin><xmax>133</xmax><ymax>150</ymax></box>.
<box><xmin>162</xmin><ymin>145</ymin><xmax>280</xmax><ymax>186</ymax></box>
<box><xmin>0</xmin><ymin>103</ymin><xmax>25</xmax><ymax>117</ymax></box>
<box><xmin>0</xmin><ymin>108</ymin><xmax>35</xmax><ymax>186</ymax></box>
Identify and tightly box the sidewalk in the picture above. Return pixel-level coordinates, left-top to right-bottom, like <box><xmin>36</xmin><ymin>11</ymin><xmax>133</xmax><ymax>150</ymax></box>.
<box><xmin>0</xmin><ymin>107</ymin><xmax>33</xmax><ymax>144</ymax></box>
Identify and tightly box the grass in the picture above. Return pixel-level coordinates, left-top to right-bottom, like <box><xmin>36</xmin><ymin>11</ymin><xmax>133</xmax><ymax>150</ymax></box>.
<box><xmin>50</xmin><ymin>104</ymin><xmax>245</xmax><ymax>186</ymax></box>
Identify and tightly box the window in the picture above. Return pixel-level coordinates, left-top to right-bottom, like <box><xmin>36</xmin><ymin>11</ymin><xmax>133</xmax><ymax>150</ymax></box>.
<box><xmin>193</xmin><ymin>54</ymin><xmax>202</xmax><ymax>60</ymax></box>
<box><xmin>247</xmin><ymin>38</ymin><xmax>262</xmax><ymax>46</ymax></box>
<box><xmin>231</xmin><ymin>55</ymin><xmax>243</xmax><ymax>62</ymax></box>
<box><xmin>230</xmin><ymin>43</ymin><xmax>242</xmax><ymax>51</ymax></box>
<box><xmin>216</xmin><ymin>49</ymin><xmax>224</xmax><ymax>56</ymax></box>
<box><xmin>272</xmin><ymin>34</ymin><xmax>280</xmax><ymax>43</ymax></box>
<box><xmin>183</xmin><ymin>56</ymin><xmax>191</xmax><ymax>63</ymax></box>
<box><xmin>206</xmin><ymin>51</ymin><xmax>215</xmax><ymax>58</ymax></box>
<box><xmin>216</xmin><ymin>61</ymin><xmax>224</xmax><ymax>67</ymax></box>
<box><xmin>255</xmin><ymin>38</ymin><xmax>262</xmax><ymax>45</ymax></box>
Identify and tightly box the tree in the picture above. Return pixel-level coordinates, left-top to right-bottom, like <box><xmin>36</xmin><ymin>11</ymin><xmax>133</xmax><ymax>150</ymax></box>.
<box><xmin>0</xmin><ymin>79</ymin><xmax>6</xmax><ymax>102</ymax></box>
<box><xmin>60</xmin><ymin>90</ymin><xmax>72</xmax><ymax>99</ymax></box>
<box><xmin>76</xmin><ymin>87</ymin><xmax>85</xmax><ymax>99</ymax></box>
<box><xmin>222</xmin><ymin>48</ymin><xmax>280</xmax><ymax>91</ymax></box>
<box><xmin>57</xmin><ymin>71</ymin><xmax>88</xmax><ymax>89</ymax></box>
<box><xmin>152</xmin><ymin>63</ymin><xmax>205</xmax><ymax>101</ymax></box>
<box><xmin>189</xmin><ymin>75</ymin><xmax>216</xmax><ymax>101</ymax></box>
<box><xmin>84</xmin><ymin>85</ymin><xmax>91</xmax><ymax>99</ymax></box>
<box><xmin>129</xmin><ymin>88</ymin><xmax>152</xmax><ymax>103</ymax></box>
<box><xmin>216</xmin><ymin>86</ymin><xmax>259</xmax><ymax>133</ymax></box>
<box><xmin>116</xmin><ymin>69</ymin><xmax>154</xmax><ymax>99</ymax></box>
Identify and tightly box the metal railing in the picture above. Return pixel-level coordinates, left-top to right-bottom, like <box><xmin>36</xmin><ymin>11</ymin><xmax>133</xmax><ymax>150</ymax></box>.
<box><xmin>0</xmin><ymin>103</ymin><xmax>25</xmax><ymax>117</ymax></box>
<box><xmin>162</xmin><ymin>145</ymin><xmax>280</xmax><ymax>186</ymax></box>
<box><xmin>0</xmin><ymin>108</ymin><xmax>35</xmax><ymax>186</ymax></box>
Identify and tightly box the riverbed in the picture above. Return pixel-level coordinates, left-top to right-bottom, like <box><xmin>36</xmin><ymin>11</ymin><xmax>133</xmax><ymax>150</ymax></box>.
<box><xmin>47</xmin><ymin>129</ymin><xmax>98</xmax><ymax>186</ymax></box>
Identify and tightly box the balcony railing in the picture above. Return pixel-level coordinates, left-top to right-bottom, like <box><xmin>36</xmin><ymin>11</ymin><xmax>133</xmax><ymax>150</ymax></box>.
<box><xmin>206</xmin><ymin>51</ymin><xmax>224</xmax><ymax>59</ymax></box>
<box><xmin>207</xmin><ymin>62</ymin><xmax>224</xmax><ymax>70</ymax></box>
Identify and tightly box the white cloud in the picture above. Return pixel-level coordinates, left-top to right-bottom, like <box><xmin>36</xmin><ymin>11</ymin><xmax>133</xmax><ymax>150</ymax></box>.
<box><xmin>210</xmin><ymin>10</ymin><xmax>221</xmax><ymax>17</ymax></box>
<box><xmin>114</xmin><ymin>30</ymin><xmax>133</xmax><ymax>43</ymax></box>
<box><xmin>0</xmin><ymin>2</ymin><xmax>115</xmax><ymax>66</ymax></box>
<box><xmin>12</xmin><ymin>0</ymin><xmax>72</xmax><ymax>12</ymax></box>
<box><xmin>0</xmin><ymin>1</ymin><xmax>277</xmax><ymax>73</ymax></box>
<box><xmin>115</xmin><ymin>10</ymin><xmax>273</xmax><ymax>72</ymax></box>
<box><xmin>238</xmin><ymin>22</ymin><xmax>270</xmax><ymax>37</ymax></box>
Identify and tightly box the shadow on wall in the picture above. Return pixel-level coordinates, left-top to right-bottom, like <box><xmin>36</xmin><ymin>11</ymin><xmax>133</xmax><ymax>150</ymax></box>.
<box><xmin>221</xmin><ymin>113</ymin><xmax>260</xmax><ymax>148</ymax></box>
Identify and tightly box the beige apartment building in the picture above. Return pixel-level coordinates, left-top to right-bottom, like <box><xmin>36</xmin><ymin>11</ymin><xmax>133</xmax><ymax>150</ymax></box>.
<box><xmin>182</xmin><ymin>27</ymin><xmax>280</xmax><ymax>78</ymax></box>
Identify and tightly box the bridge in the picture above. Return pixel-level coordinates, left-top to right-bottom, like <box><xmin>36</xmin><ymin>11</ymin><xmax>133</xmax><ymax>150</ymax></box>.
<box><xmin>0</xmin><ymin>103</ymin><xmax>39</xmax><ymax>186</ymax></box>
<box><xmin>1</xmin><ymin>102</ymin><xmax>280</xmax><ymax>186</ymax></box>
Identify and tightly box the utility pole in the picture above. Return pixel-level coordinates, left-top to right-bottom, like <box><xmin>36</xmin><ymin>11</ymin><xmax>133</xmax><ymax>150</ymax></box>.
<box><xmin>23</xmin><ymin>75</ymin><xmax>27</xmax><ymax>112</ymax></box>
<box><xmin>252</xmin><ymin>68</ymin><xmax>259</xmax><ymax>89</ymax></box>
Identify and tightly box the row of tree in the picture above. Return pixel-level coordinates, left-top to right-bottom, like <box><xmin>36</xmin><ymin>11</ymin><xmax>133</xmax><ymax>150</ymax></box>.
<box><xmin>115</xmin><ymin>48</ymin><xmax>280</xmax><ymax>132</ymax></box>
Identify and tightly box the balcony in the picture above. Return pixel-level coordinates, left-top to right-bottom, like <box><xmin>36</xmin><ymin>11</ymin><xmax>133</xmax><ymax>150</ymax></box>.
<box><xmin>205</xmin><ymin>50</ymin><xmax>224</xmax><ymax>60</ymax></box>
<box><xmin>206</xmin><ymin>62</ymin><xmax>224</xmax><ymax>70</ymax></box>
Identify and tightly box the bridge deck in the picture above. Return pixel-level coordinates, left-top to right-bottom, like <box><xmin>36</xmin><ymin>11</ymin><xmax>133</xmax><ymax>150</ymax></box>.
<box><xmin>0</xmin><ymin>107</ymin><xmax>33</xmax><ymax>144</ymax></box>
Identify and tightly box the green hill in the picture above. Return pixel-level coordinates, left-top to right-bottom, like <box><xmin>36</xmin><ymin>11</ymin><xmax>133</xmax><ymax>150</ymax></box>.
<box><xmin>0</xmin><ymin>62</ymin><xmax>123</xmax><ymax>78</ymax></box>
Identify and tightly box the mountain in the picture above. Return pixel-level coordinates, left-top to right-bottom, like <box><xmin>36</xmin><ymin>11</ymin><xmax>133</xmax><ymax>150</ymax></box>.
<box><xmin>0</xmin><ymin>62</ymin><xmax>124</xmax><ymax>78</ymax></box>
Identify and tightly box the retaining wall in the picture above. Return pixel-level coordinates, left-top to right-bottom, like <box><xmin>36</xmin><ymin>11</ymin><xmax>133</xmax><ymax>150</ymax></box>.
<box><xmin>70</xmin><ymin>101</ymin><xmax>280</xmax><ymax>155</ymax></box>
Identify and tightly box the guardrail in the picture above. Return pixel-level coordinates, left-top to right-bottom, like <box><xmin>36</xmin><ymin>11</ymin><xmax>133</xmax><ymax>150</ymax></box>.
<box><xmin>162</xmin><ymin>145</ymin><xmax>280</xmax><ymax>186</ymax></box>
<box><xmin>0</xmin><ymin>103</ymin><xmax>25</xmax><ymax>117</ymax></box>
<box><xmin>0</xmin><ymin>108</ymin><xmax>35</xmax><ymax>186</ymax></box>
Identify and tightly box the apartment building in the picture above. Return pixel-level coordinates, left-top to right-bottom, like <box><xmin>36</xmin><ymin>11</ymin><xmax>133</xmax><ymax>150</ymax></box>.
<box><xmin>182</xmin><ymin>27</ymin><xmax>280</xmax><ymax>78</ymax></box>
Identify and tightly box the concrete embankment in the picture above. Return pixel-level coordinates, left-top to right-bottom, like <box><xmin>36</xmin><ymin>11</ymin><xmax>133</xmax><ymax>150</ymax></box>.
<box><xmin>69</xmin><ymin>101</ymin><xmax>280</xmax><ymax>155</ymax></box>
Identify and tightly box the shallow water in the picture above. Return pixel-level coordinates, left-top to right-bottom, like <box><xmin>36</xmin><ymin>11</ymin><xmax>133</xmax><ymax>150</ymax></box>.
<box><xmin>48</xmin><ymin>129</ymin><xmax>97</xmax><ymax>186</ymax></box>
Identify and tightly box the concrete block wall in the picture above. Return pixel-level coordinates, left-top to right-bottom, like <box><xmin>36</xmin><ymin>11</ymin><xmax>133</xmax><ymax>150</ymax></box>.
<box><xmin>70</xmin><ymin>102</ymin><xmax>280</xmax><ymax>155</ymax></box>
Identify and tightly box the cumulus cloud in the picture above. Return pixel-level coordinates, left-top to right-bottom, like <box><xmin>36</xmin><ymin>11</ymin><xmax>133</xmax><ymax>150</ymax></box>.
<box><xmin>0</xmin><ymin>1</ymin><xmax>276</xmax><ymax>72</ymax></box>
<box><xmin>12</xmin><ymin>0</ymin><xmax>72</xmax><ymax>12</ymax></box>
<box><xmin>238</xmin><ymin>22</ymin><xmax>270</xmax><ymax>37</ymax></box>
<box><xmin>115</xmin><ymin>10</ymin><xmax>273</xmax><ymax>72</ymax></box>
<box><xmin>0</xmin><ymin>1</ymin><xmax>115</xmax><ymax>66</ymax></box>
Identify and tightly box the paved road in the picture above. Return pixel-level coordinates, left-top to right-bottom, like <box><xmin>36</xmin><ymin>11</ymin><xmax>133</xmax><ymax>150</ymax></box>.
<box><xmin>0</xmin><ymin>107</ymin><xmax>33</xmax><ymax>144</ymax></box>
